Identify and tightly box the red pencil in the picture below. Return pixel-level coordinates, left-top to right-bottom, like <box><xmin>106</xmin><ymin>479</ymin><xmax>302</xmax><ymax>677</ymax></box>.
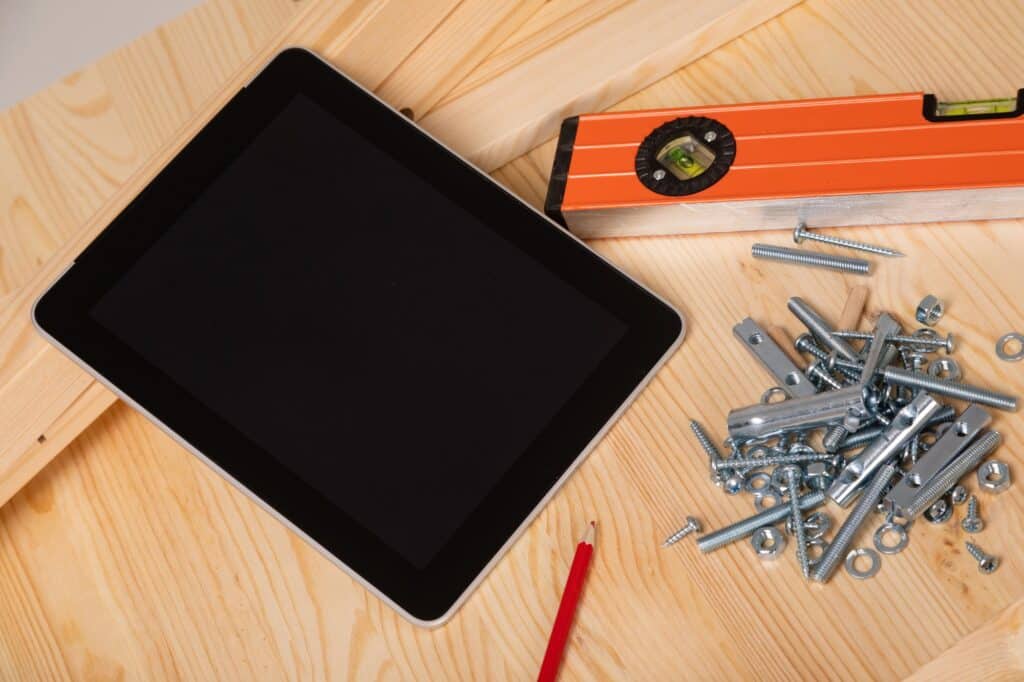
<box><xmin>537</xmin><ymin>521</ymin><xmax>596</xmax><ymax>682</ymax></box>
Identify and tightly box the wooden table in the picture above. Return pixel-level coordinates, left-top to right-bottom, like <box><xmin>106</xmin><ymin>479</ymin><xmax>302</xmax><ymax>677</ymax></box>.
<box><xmin>3</xmin><ymin>0</ymin><xmax>1024</xmax><ymax>678</ymax></box>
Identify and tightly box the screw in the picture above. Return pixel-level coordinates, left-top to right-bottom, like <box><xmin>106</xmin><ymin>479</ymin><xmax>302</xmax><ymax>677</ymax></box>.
<box><xmin>902</xmin><ymin>431</ymin><xmax>1002</xmax><ymax>518</ymax></box>
<box><xmin>652</xmin><ymin>169</ymin><xmax>667</xmax><ymax>181</ymax></box>
<box><xmin>965</xmin><ymin>541</ymin><xmax>1000</xmax><ymax>574</ymax></box>
<box><xmin>882</xmin><ymin>367</ymin><xmax>1018</xmax><ymax>412</ymax></box>
<box><xmin>806</xmin><ymin>362</ymin><xmax>843</xmax><ymax>391</ymax></box>
<box><xmin>834</xmin><ymin>330</ymin><xmax>955</xmax><ymax>354</ymax></box>
<box><xmin>793</xmin><ymin>223</ymin><xmax>905</xmax><ymax>258</ymax></box>
<box><xmin>788</xmin><ymin>298</ymin><xmax>860</xmax><ymax>362</ymax></box>
<box><xmin>712</xmin><ymin>451</ymin><xmax>836</xmax><ymax>472</ymax></box>
<box><xmin>703</xmin><ymin>130</ymin><xmax>717</xmax><ymax>143</ymax></box>
<box><xmin>691</xmin><ymin>420</ymin><xmax>724</xmax><ymax>477</ymax></box>
<box><xmin>780</xmin><ymin>466</ymin><xmax>810</xmax><ymax>578</ymax></box>
<box><xmin>811</xmin><ymin>463</ymin><xmax>897</xmax><ymax>583</ymax></box>
<box><xmin>697</xmin><ymin>491</ymin><xmax>827</xmax><ymax>553</ymax></box>
<box><xmin>794</xmin><ymin>335</ymin><xmax>863</xmax><ymax>381</ymax></box>
<box><xmin>951</xmin><ymin>485</ymin><xmax>968</xmax><ymax>505</ymax></box>
<box><xmin>663</xmin><ymin>516</ymin><xmax>702</xmax><ymax>547</ymax></box>
<box><xmin>752</xmin><ymin>244</ymin><xmax>871</xmax><ymax>276</ymax></box>
<box><xmin>822</xmin><ymin>423</ymin><xmax>849</xmax><ymax>453</ymax></box>
<box><xmin>961</xmin><ymin>495</ymin><xmax>984</xmax><ymax>533</ymax></box>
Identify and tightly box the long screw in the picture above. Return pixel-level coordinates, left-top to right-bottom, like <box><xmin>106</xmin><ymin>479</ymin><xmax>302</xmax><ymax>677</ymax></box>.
<box><xmin>752</xmin><ymin>244</ymin><xmax>872</xmax><ymax>276</ymax></box>
<box><xmin>807</xmin><ymin>362</ymin><xmax>843</xmax><ymax>390</ymax></box>
<box><xmin>794</xmin><ymin>335</ymin><xmax>862</xmax><ymax>381</ymax></box>
<box><xmin>793</xmin><ymin>223</ymin><xmax>905</xmax><ymax>258</ymax></box>
<box><xmin>810</xmin><ymin>463</ymin><xmax>897</xmax><ymax>583</ymax></box>
<box><xmin>902</xmin><ymin>431</ymin><xmax>1002</xmax><ymax>518</ymax></box>
<box><xmin>691</xmin><ymin>421</ymin><xmax>722</xmax><ymax>469</ymax></box>
<box><xmin>833</xmin><ymin>330</ymin><xmax>955</xmax><ymax>354</ymax></box>
<box><xmin>882</xmin><ymin>367</ymin><xmax>1018</xmax><ymax>412</ymax></box>
<box><xmin>712</xmin><ymin>451</ymin><xmax>836</xmax><ymax>472</ymax></box>
<box><xmin>965</xmin><ymin>541</ymin><xmax>1001</xmax><ymax>574</ymax></box>
<box><xmin>781</xmin><ymin>466</ymin><xmax>810</xmax><ymax>578</ymax></box>
<box><xmin>697</xmin><ymin>491</ymin><xmax>826</xmax><ymax>553</ymax></box>
<box><xmin>663</xmin><ymin>516</ymin><xmax>702</xmax><ymax>547</ymax></box>
<box><xmin>788</xmin><ymin>298</ymin><xmax>860</xmax><ymax>362</ymax></box>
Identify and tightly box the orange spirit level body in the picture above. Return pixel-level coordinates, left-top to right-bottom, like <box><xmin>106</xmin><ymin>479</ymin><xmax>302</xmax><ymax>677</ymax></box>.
<box><xmin>545</xmin><ymin>91</ymin><xmax>1024</xmax><ymax>238</ymax></box>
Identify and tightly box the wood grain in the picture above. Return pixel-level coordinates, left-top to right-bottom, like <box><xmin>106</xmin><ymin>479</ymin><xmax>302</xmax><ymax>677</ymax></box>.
<box><xmin>3</xmin><ymin>0</ymin><xmax>1024</xmax><ymax>679</ymax></box>
<box><xmin>0</xmin><ymin>0</ymin><xmax>782</xmax><ymax>511</ymax></box>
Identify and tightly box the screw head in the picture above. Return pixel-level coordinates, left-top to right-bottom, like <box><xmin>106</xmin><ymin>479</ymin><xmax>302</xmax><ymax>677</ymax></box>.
<box><xmin>703</xmin><ymin>130</ymin><xmax>717</xmax><ymax>143</ymax></box>
<box><xmin>979</xmin><ymin>556</ymin><xmax>1000</xmax><ymax>574</ymax></box>
<box><xmin>685</xmin><ymin>516</ymin><xmax>702</xmax><ymax>533</ymax></box>
<box><xmin>723</xmin><ymin>474</ymin><xmax>744</xmax><ymax>495</ymax></box>
<box><xmin>961</xmin><ymin>516</ymin><xmax>984</xmax><ymax>534</ymax></box>
<box><xmin>652</xmin><ymin>168</ymin><xmax>667</xmax><ymax>181</ymax></box>
<box><xmin>792</xmin><ymin>223</ymin><xmax>807</xmax><ymax>244</ymax></box>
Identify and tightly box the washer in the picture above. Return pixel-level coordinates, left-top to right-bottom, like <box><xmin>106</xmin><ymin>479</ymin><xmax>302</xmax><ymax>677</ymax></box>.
<box><xmin>996</xmin><ymin>332</ymin><xmax>1024</xmax><ymax>362</ymax></box>
<box><xmin>751</xmin><ymin>526</ymin><xmax>786</xmax><ymax>559</ymax></box>
<box><xmin>873</xmin><ymin>522</ymin><xmax>909</xmax><ymax>555</ymax></box>
<box><xmin>753</xmin><ymin>489</ymin><xmax>783</xmax><ymax>512</ymax></box>
<box><xmin>845</xmin><ymin>548</ymin><xmax>881</xmax><ymax>580</ymax></box>
<box><xmin>744</xmin><ymin>472</ymin><xmax>772</xmax><ymax>494</ymax></box>
<box><xmin>806</xmin><ymin>537</ymin><xmax>829</xmax><ymax>568</ymax></box>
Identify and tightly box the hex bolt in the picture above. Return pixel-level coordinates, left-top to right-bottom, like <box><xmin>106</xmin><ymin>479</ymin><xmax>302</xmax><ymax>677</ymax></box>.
<box><xmin>965</xmin><ymin>541</ymin><xmax>1000</xmax><ymax>574</ymax></box>
<box><xmin>712</xmin><ymin>451</ymin><xmax>836</xmax><ymax>472</ymax></box>
<box><xmin>961</xmin><ymin>495</ymin><xmax>984</xmax><ymax>534</ymax></box>
<box><xmin>902</xmin><ymin>431</ymin><xmax>1002</xmax><ymax>518</ymax></box>
<box><xmin>834</xmin><ymin>330</ymin><xmax>955</xmax><ymax>354</ymax></box>
<box><xmin>793</xmin><ymin>223</ymin><xmax>905</xmax><ymax>258</ymax></box>
<box><xmin>753</xmin><ymin>244</ymin><xmax>872</xmax><ymax>276</ymax></box>
<box><xmin>663</xmin><ymin>516</ymin><xmax>702</xmax><ymax>547</ymax></box>
<box><xmin>697</xmin><ymin>491</ymin><xmax>827</xmax><ymax>553</ymax></box>
<box><xmin>882</xmin><ymin>367</ymin><xmax>1018</xmax><ymax>412</ymax></box>
<box><xmin>781</xmin><ymin>466</ymin><xmax>810</xmax><ymax>578</ymax></box>
<box><xmin>811</xmin><ymin>463</ymin><xmax>897</xmax><ymax>583</ymax></box>
<box><xmin>788</xmin><ymin>298</ymin><xmax>860</xmax><ymax>362</ymax></box>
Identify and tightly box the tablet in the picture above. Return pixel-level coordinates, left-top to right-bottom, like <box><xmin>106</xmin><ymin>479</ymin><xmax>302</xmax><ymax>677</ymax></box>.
<box><xmin>33</xmin><ymin>48</ymin><xmax>683</xmax><ymax>626</ymax></box>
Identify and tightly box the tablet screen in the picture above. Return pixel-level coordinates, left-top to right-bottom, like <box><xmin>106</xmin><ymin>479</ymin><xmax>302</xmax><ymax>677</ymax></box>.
<box><xmin>91</xmin><ymin>94</ymin><xmax>626</xmax><ymax>568</ymax></box>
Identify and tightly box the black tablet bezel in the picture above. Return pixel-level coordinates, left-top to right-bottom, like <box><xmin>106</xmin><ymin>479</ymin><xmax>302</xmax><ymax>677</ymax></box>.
<box><xmin>33</xmin><ymin>48</ymin><xmax>683</xmax><ymax>625</ymax></box>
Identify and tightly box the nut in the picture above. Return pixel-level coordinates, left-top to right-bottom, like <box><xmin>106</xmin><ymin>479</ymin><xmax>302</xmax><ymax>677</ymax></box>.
<box><xmin>804</xmin><ymin>461</ymin><xmax>836</xmax><ymax>491</ymax></box>
<box><xmin>978</xmin><ymin>460</ymin><xmax>1011</xmax><ymax>493</ymax></box>
<box><xmin>916</xmin><ymin>295</ymin><xmax>944</xmax><ymax>327</ymax></box>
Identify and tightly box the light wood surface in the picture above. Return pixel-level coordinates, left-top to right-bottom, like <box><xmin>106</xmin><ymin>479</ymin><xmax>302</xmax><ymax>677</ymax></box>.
<box><xmin>0</xmin><ymin>0</ymin><xmax>789</xmax><ymax>515</ymax></box>
<box><xmin>3</xmin><ymin>0</ymin><xmax>1024</xmax><ymax>679</ymax></box>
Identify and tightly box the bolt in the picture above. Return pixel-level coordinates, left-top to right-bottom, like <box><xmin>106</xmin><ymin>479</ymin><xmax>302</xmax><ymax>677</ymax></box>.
<box><xmin>965</xmin><ymin>541</ymin><xmax>1000</xmax><ymax>574</ymax></box>
<box><xmin>834</xmin><ymin>330</ymin><xmax>955</xmax><ymax>354</ymax></box>
<box><xmin>822</xmin><ymin>423</ymin><xmax>849</xmax><ymax>453</ymax></box>
<box><xmin>788</xmin><ymin>298</ymin><xmax>860</xmax><ymax>362</ymax></box>
<box><xmin>780</xmin><ymin>466</ymin><xmax>810</xmax><ymax>577</ymax></box>
<box><xmin>753</xmin><ymin>243</ymin><xmax>872</xmax><ymax>276</ymax></box>
<box><xmin>712</xmin><ymin>451</ymin><xmax>836</xmax><ymax>472</ymax></box>
<box><xmin>882</xmin><ymin>367</ymin><xmax>1018</xmax><ymax>412</ymax></box>
<box><xmin>961</xmin><ymin>495</ymin><xmax>984</xmax><ymax>533</ymax></box>
<box><xmin>697</xmin><ymin>491</ymin><xmax>827</xmax><ymax>553</ymax></box>
<box><xmin>811</xmin><ymin>463</ymin><xmax>897</xmax><ymax>583</ymax></box>
<box><xmin>663</xmin><ymin>516</ymin><xmax>702</xmax><ymax>547</ymax></box>
<box><xmin>793</xmin><ymin>222</ymin><xmax>905</xmax><ymax>258</ymax></box>
<box><xmin>903</xmin><ymin>431</ymin><xmax>1002</xmax><ymax>518</ymax></box>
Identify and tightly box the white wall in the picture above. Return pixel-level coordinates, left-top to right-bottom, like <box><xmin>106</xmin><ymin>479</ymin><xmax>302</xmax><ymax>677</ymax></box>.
<box><xmin>0</xmin><ymin>0</ymin><xmax>202</xmax><ymax>110</ymax></box>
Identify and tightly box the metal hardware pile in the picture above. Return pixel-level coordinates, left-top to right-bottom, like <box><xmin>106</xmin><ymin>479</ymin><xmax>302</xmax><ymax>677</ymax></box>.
<box><xmin>666</xmin><ymin>294</ymin><xmax>1015</xmax><ymax>582</ymax></box>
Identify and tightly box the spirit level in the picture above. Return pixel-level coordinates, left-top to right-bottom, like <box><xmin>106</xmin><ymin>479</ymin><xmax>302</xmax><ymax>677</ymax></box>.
<box><xmin>545</xmin><ymin>91</ymin><xmax>1024</xmax><ymax>238</ymax></box>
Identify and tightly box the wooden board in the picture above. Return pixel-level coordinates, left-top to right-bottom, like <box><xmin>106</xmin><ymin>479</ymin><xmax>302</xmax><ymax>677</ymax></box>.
<box><xmin>0</xmin><ymin>0</ymin><xmax>794</xmax><ymax>514</ymax></box>
<box><xmin>3</xmin><ymin>0</ymin><xmax>1024</xmax><ymax>679</ymax></box>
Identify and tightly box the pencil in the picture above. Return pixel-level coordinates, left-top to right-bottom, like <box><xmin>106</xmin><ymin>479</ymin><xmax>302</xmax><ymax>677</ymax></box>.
<box><xmin>537</xmin><ymin>521</ymin><xmax>596</xmax><ymax>682</ymax></box>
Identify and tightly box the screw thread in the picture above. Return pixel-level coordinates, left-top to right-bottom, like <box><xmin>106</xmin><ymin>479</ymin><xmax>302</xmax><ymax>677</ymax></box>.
<box><xmin>795</xmin><ymin>224</ymin><xmax>904</xmax><ymax>257</ymax></box>
<box><xmin>785</xmin><ymin>470</ymin><xmax>811</xmax><ymax>578</ymax></box>
<box><xmin>822</xmin><ymin>424</ymin><xmax>849</xmax><ymax>453</ymax></box>
<box><xmin>713</xmin><ymin>451</ymin><xmax>834</xmax><ymax>472</ymax></box>
<box><xmin>882</xmin><ymin>367</ymin><xmax>1018</xmax><ymax>412</ymax></box>
<box><xmin>690</xmin><ymin>420</ymin><xmax>721</xmax><ymax>461</ymax></box>
<box><xmin>902</xmin><ymin>431</ymin><xmax>1002</xmax><ymax>518</ymax></box>
<box><xmin>835</xmin><ymin>330</ymin><xmax>953</xmax><ymax>352</ymax></box>
<box><xmin>811</xmin><ymin>463</ymin><xmax>897</xmax><ymax>583</ymax></box>
<box><xmin>965</xmin><ymin>541</ymin><xmax>987</xmax><ymax>562</ymax></box>
<box><xmin>663</xmin><ymin>518</ymin><xmax>700</xmax><ymax>547</ymax></box>
<box><xmin>966</xmin><ymin>495</ymin><xmax>979</xmax><ymax>521</ymax></box>
<box><xmin>808</xmin><ymin>364</ymin><xmax>843</xmax><ymax>391</ymax></box>
<box><xmin>753</xmin><ymin>244</ymin><xmax>872</xmax><ymax>276</ymax></box>
<box><xmin>697</xmin><ymin>491</ymin><xmax>826</xmax><ymax>553</ymax></box>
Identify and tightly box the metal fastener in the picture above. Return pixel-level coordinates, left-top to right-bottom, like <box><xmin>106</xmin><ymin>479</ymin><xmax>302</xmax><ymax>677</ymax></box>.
<box><xmin>663</xmin><ymin>516</ymin><xmax>702</xmax><ymax>547</ymax></box>
<box><xmin>833</xmin><ymin>330</ymin><xmax>955</xmax><ymax>354</ymax></box>
<box><xmin>965</xmin><ymin>541</ymin><xmax>1000</xmax><ymax>574</ymax></box>
<box><xmin>961</xmin><ymin>495</ymin><xmax>983</xmax><ymax>534</ymax></box>
<box><xmin>915</xmin><ymin>295</ymin><xmax>944</xmax><ymax>326</ymax></box>
<box><xmin>950</xmin><ymin>485</ymin><xmax>968</xmax><ymax>505</ymax></box>
<box><xmin>977</xmin><ymin>460</ymin><xmax>1011</xmax><ymax>493</ymax></box>
<box><xmin>780</xmin><ymin>466</ymin><xmax>810</xmax><ymax>578</ymax></box>
<box><xmin>881</xmin><ymin>367</ymin><xmax>1018</xmax><ymax>412</ymax></box>
<box><xmin>752</xmin><ymin>243</ymin><xmax>872</xmax><ymax>276</ymax></box>
<box><xmin>691</xmin><ymin>420</ymin><xmax>724</xmax><ymax>484</ymax></box>
<box><xmin>712</xmin><ymin>450</ymin><xmax>836</xmax><ymax>472</ymax></box>
<box><xmin>792</xmin><ymin>223</ymin><xmax>904</xmax><ymax>258</ymax></box>
<box><xmin>996</xmin><ymin>332</ymin><xmax>1024</xmax><ymax>362</ymax></box>
<box><xmin>697</xmin><ymin>491</ymin><xmax>827</xmax><ymax>553</ymax></box>
<box><xmin>901</xmin><ymin>431</ymin><xmax>1002</xmax><ymax>518</ymax></box>
<box><xmin>789</xmin><ymin>298</ymin><xmax>860</xmax><ymax>362</ymax></box>
<box><xmin>924</xmin><ymin>496</ymin><xmax>953</xmax><ymax>524</ymax></box>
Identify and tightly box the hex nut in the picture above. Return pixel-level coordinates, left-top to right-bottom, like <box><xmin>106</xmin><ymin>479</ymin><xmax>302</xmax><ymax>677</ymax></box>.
<box><xmin>804</xmin><ymin>461</ymin><xmax>836</xmax><ymax>492</ymax></box>
<box><xmin>978</xmin><ymin>460</ymin><xmax>1011</xmax><ymax>494</ymax></box>
<box><xmin>916</xmin><ymin>295</ymin><xmax>944</xmax><ymax>327</ymax></box>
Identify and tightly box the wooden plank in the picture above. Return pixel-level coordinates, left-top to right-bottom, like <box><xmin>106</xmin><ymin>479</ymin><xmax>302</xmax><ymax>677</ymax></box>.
<box><xmin>0</xmin><ymin>0</ymin><xmax>781</xmax><ymax>509</ymax></box>
<box><xmin>6</xmin><ymin>0</ymin><xmax>1024</xmax><ymax>679</ymax></box>
<box><xmin>420</xmin><ymin>0</ymin><xmax>799</xmax><ymax>172</ymax></box>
